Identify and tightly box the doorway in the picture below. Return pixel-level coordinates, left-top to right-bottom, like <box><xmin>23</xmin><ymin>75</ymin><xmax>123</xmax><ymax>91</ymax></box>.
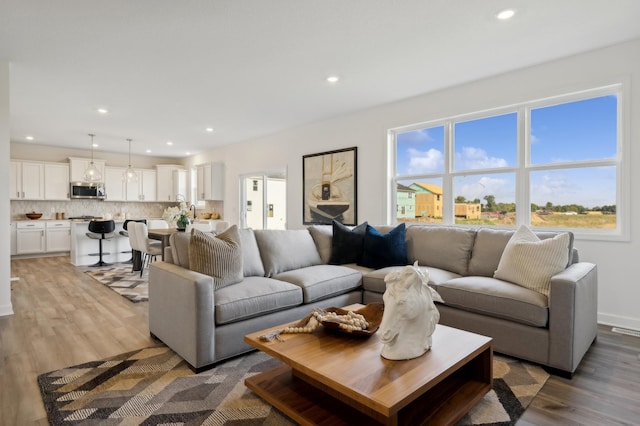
<box><xmin>240</xmin><ymin>171</ymin><xmax>286</xmax><ymax>230</ymax></box>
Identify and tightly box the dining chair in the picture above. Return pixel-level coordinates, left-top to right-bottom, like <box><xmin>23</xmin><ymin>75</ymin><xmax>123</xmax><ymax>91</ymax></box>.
<box><xmin>132</xmin><ymin>222</ymin><xmax>162</xmax><ymax>277</ymax></box>
<box><xmin>147</xmin><ymin>219</ymin><xmax>169</xmax><ymax>229</ymax></box>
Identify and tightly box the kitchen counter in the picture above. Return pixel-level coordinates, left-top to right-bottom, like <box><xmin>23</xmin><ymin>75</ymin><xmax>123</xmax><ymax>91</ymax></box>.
<box><xmin>70</xmin><ymin>220</ymin><xmax>131</xmax><ymax>266</ymax></box>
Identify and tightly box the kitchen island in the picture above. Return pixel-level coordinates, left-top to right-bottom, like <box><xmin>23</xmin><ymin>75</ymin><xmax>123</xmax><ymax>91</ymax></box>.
<box><xmin>70</xmin><ymin>220</ymin><xmax>133</xmax><ymax>266</ymax></box>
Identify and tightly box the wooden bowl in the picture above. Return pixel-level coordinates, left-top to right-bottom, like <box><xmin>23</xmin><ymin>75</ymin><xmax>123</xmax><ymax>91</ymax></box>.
<box><xmin>25</xmin><ymin>212</ymin><xmax>43</xmax><ymax>220</ymax></box>
<box><xmin>321</xmin><ymin>303</ymin><xmax>384</xmax><ymax>336</ymax></box>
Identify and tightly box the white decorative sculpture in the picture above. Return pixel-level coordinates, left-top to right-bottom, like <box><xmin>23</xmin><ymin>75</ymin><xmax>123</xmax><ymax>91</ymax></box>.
<box><xmin>379</xmin><ymin>261</ymin><xmax>444</xmax><ymax>360</ymax></box>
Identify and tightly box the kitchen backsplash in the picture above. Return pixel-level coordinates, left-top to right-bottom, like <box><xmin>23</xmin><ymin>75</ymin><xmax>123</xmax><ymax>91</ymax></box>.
<box><xmin>10</xmin><ymin>200</ymin><xmax>224</xmax><ymax>221</ymax></box>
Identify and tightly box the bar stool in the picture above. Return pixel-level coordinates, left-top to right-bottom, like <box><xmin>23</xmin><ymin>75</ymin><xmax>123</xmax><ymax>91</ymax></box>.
<box><xmin>86</xmin><ymin>220</ymin><xmax>116</xmax><ymax>267</ymax></box>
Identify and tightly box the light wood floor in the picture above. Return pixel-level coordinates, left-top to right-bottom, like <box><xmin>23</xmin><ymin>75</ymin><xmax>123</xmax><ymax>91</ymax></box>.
<box><xmin>2</xmin><ymin>257</ymin><xmax>640</xmax><ymax>425</ymax></box>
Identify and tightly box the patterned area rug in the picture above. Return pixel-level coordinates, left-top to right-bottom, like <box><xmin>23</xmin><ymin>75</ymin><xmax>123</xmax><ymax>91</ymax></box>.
<box><xmin>84</xmin><ymin>263</ymin><xmax>148</xmax><ymax>302</ymax></box>
<box><xmin>38</xmin><ymin>346</ymin><xmax>549</xmax><ymax>425</ymax></box>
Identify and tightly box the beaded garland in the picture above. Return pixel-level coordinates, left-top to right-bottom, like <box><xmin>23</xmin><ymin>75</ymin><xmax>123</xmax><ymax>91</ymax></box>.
<box><xmin>259</xmin><ymin>307</ymin><xmax>370</xmax><ymax>342</ymax></box>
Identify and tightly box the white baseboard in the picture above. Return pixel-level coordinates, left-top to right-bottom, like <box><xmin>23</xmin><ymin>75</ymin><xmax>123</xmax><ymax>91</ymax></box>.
<box><xmin>0</xmin><ymin>303</ymin><xmax>14</xmax><ymax>317</ymax></box>
<box><xmin>598</xmin><ymin>312</ymin><xmax>640</xmax><ymax>332</ymax></box>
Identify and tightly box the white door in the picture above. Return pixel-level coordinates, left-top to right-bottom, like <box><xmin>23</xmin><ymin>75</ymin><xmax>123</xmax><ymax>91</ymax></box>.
<box><xmin>240</xmin><ymin>171</ymin><xmax>286</xmax><ymax>230</ymax></box>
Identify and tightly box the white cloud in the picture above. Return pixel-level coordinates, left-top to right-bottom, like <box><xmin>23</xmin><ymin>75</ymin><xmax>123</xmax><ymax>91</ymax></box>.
<box><xmin>407</xmin><ymin>148</ymin><xmax>443</xmax><ymax>174</ymax></box>
<box><xmin>456</xmin><ymin>175</ymin><xmax>513</xmax><ymax>202</ymax></box>
<box><xmin>455</xmin><ymin>146</ymin><xmax>508</xmax><ymax>170</ymax></box>
<box><xmin>402</xmin><ymin>128</ymin><xmax>434</xmax><ymax>144</ymax></box>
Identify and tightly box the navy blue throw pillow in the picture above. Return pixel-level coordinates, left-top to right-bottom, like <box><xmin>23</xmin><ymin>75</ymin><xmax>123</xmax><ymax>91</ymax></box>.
<box><xmin>359</xmin><ymin>223</ymin><xmax>407</xmax><ymax>269</ymax></box>
<box><xmin>329</xmin><ymin>220</ymin><xmax>368</xmax><ymax>264</ymax></box>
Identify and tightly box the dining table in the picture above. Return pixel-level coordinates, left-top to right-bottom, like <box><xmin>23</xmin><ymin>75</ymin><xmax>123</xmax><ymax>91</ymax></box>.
<box><xmin>147</xmin><ymin>228</ymin><xmax>180</xmax><ymax>261</ymax></box>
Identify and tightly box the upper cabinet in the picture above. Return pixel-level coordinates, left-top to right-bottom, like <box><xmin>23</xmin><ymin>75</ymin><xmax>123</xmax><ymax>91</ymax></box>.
<box><xmin>68</xmin><ymin>157</ymin><xmax>106</xmax><ymax>182</ymax></box>
<box><xmin>196</xmin><ymin>162</ymin><xmax>224</xmax><ymax>201</ymax></box>
<box><xmin>10</xmin><ymin>160</ymin><xmax>45</xmax><ymax>200</ymax></box>
<box><xmin>156</xmin><ymin>165</ymin><xmax>187</xmax><ymax>202</ymax></box>
<box><xmin>104</xmin><ymin>166</ymin><xmax>127</xmax><ymax>201</ymax></box>
<box><xmin>44</xmin><ymin>163</ymin><xmax>70</xmax><ymax>200</ymax></box>
<box><xmin>126</xmin><ymin>168</ymin><xmax>157</xmax><ymax>201</ymax></box>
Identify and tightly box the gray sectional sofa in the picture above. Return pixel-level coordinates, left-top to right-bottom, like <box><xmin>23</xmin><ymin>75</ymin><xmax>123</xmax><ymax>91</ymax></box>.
<box><xmin>148</xmin><ymin>224</ymin><xmax>598</xmax><ymax>376</ymax></box>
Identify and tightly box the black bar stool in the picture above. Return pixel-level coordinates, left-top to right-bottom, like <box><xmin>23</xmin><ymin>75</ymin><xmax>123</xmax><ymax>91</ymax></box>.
<box><xmin>86</xmin><ymin>220</ymin><xmax>116</xmax><ymax>267</ymax></box>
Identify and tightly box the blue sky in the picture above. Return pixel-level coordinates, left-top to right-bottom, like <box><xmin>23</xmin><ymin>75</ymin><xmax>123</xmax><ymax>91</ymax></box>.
<box><xmin>396</xmin><ymin>95</ymin><xmax>617</xmax><ymax>208</ymax></box>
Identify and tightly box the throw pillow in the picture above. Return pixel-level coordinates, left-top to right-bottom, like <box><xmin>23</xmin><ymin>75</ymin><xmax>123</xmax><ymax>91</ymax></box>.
<box><xmin>189</xmin><ymin>225</ymin><xmax>243</xmax><ymax>290</ymax></box>
<box><xmin>329</xmin><ymin>220</ymin><xmax>368</xmax><ymax>264</ymax></box>
<box><xmin>359</xmin><ymin>223</ymin><xmax>407</xmax><ymax>269</ymax></box>
<box><xmin>493</xmin><ymin>225</ymin><xmax>569</xmax><ymax>297</ymax></box>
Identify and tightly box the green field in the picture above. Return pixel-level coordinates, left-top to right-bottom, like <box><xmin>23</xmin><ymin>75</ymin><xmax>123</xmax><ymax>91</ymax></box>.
<box><xmin>405</xmin><ymin>212</ymin><xmax>617</xmax><ymax>229</ymax></box>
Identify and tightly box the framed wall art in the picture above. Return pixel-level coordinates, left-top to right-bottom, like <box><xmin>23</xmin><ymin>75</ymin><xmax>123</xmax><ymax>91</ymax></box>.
<box><xmin>303</xmin><ymin>146</ymin><xmax>357</xmax><ymax>225</ymax></box>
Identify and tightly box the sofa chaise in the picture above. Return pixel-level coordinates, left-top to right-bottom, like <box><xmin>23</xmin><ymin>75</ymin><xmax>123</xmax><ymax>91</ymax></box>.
<box><xmin>148</xmin><ymin>224</ymin><xmax>597</xmax><ymax>376</ymax></box>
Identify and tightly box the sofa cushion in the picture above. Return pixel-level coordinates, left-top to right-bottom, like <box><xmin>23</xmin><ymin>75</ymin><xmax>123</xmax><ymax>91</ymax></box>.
<box><xmin>406</xmin><ymin>226</ymin><xmax>475</xmax><ymax>276</ymax></box>
<box><xmin>438</xmin><ymin>276</ymin><xmax>549</xmax><ymax>327</ymax></box>
<box><xmin>468</xmin><ymin>227</ymin><xmax>575</xmax><ymax>277</ymax></box>
<box><xmin>359</xmin><ymin>223</ymin><xmax>407</xmax><ymax>269</ymax></box>
<box><xmin>254</xmin><ymin>230</ymin><xmax>322</xmax><ymax>277</ymax></box>
<box><xmin>189</xmin><ymin>226</ymin><xmax>243</xmax><ymax>290</ymax></box>
<box><xmin>494</xmin><ymin>225</ymin><xmax>570</xmax><ymax>297</ymax></box>
<box><xmin>362</xmin><ymin>266</ymin><xmax>461</xmax><ymax>294</ymax></box>
<box><xmin>330</xmin><ymin>220</ymin><xmax>367</xmax><ymax>265</ymax></box>
<box><xmin>214</xmin><ymin>276</ymin><xmax>303</xmax><ymax>325</ymax></box>
<box><xmin>238</xmin><ymin>228</ymin><xmax>265</xmax><ymax>277</ymax></box>
<box><xmin>308</xmin><ymin>225</ymin><xmax>333</xmax><ymax>264</ymax></box>
<box><xmin>169</xmin><ymin>231</ymin><xmax>191</xmax><ymax>268</ymax></box>
<box><xmin>274</xmin><ymin>264</ymin><xmax>362</xmax><ymax>303</ymax></box>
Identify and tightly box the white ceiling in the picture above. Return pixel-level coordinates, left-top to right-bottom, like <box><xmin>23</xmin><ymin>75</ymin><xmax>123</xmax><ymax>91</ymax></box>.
<box><xmin>2</xmin><ymin>1</ymin><xmax>640</xmax><ymax>158</ymax></box>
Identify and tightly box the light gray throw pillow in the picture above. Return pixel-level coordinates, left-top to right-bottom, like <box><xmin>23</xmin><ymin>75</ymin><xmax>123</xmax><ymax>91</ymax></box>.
<box><xmin>189</xmin><ymin>225</ymin><xmax>243</xmax><ymax>290</ymax></box>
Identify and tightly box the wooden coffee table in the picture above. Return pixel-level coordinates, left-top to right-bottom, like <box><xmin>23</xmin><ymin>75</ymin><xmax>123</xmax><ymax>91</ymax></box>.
<box><xmin>244</xmin><ymin>304</ymin><xmax>493</xmax><ymax>426</ymax></box>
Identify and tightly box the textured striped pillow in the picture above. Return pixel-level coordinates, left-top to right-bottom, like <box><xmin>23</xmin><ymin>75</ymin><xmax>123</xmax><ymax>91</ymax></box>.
<box><xmin>493</xmin><ymin>225</ymin><xmax>569</xmax><ymax>297</ymax></box>
<box><xmin>189</xmin><ymin>225</ymin><xmax>243</xmax><ymax>290</ymax></box>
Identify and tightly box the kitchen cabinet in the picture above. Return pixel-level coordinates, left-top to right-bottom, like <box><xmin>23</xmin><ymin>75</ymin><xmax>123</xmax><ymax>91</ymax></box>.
<box><xmin>69</xmin><ymin>157</ymin><xmax>106</xmax><ymax>183</ymax></box>
<box><xmin>10</xmin><ymin>160</ymin><xmax>45</xmax><ymax>200</ymax></box>
<box><xmin>126</xmin><ymin>168</ymin><xmax>157</xmax><ymax>201</ymax></box>
<box><xmin>104</xmin><ymin>166</ymin><xmax>127</xmax><ymax>201</ymax></box>
<box><xmin>46</xmin><ymin>221</ymin><xmax>71</xmax><ymax>252</ymax></box>
<box><xmin>156</xmin><ymin>165</ymin><xmax>187</xmax><ymax>202</ymax></box>
<box><xmin>196</xmin><ymin>162</ymin><xmax>224</xmax><ymax>201</ymax></box>
<box><xmin>16</xmin><ymin>221</ymin><xmax>46</xmax><ymax>254</ymax></box>
<box><xmin>44</xmin><ymin>162</ymin><xmax>70</xmax><ymax>200</ymax></box>
<box><xmin>10</xmin><ymin>222</ymin><xmax>16</xmax><ymax>255</ymax></box>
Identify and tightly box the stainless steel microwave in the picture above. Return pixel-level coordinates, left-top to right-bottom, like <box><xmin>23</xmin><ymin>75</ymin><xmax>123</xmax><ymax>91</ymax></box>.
<box><xmin>70</xmin><ymin>182</ymin><xmax>106</xmax><ymax>199</ymax></box>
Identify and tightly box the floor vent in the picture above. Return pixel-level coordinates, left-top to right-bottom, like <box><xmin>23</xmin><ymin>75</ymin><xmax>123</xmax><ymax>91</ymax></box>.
<box><xmin>612</xmin><ymin>327</ymin><xmax>640</xmax><ymax>338</ymax></box>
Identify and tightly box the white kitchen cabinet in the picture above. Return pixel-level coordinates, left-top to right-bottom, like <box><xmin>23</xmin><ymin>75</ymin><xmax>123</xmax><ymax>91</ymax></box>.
<box><xmin>44</xmin><ymin>162</ymin><xmax>70</xmax><ymax>200</ymax></box>
<box><xmin>68</xmin><ymin>157</ymin><xmax>106</xmax><ymax>182</ymax></box>
<box><xmin>16</xmin><ymin>221</ymin><xmax>46</xmax><ymax>254</ymax></box>
<box><xmin>156</xmin><ymin>165</ymin><xmax>187</xmax><ymax>202</ymax></box>
<box><xmin>104</xmin><ymin>166</ymin><xmax>126</xmax><ymax>201</ymax></box>
<box><xmin>196</xmin><ymin>162</ymin><xmax>224</xmax><ymax>201</ymax></box>
<box><xmin>46</xmin><ymin>221</ymin><xmax>71</xmax><ymax>252</ymax></box>
<box><xmin>126</xmin><ymin>168</ymin><xmax>157</xmax><ymax>201</ymax></box>
<box><xmin>10</xmin><ymin>160</ymin><xmax>45</xmax><ymax>200</ymax></box>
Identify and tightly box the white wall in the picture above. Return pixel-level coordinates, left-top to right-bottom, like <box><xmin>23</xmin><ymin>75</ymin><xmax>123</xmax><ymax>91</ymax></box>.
<box><xmin>1</xmin><ymin>61</ymin><xmax>13</xmax><ymax>316</ymax></box>
<box><xmin>189</xmin><ymin>39</ymin><xmax>640</xmax><ymax>330</ymax></box>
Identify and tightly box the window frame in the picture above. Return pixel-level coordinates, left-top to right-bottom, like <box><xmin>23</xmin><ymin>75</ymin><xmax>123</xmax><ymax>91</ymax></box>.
<box><xmin>389</xmin><ymin>84</ymin><xmax>628</xmax><ymax>241</ymax></box>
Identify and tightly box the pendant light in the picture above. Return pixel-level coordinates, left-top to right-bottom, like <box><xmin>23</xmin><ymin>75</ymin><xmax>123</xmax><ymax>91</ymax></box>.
<box><xmin>122</xmin><ymin>138</ymin><xmax>138</xmax><ymax>183</ymax></box>
<box><xmin>84</xmin><ymin>133</ymin><xmax>102</xmax><ymax>182</ymax></box>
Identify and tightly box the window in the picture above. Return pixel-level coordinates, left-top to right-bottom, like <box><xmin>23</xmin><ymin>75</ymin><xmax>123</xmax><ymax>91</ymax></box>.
<box><xmin>391</xmin><ymin>86</ymin><xmax>623</xmax><ymax>237</ymax></box>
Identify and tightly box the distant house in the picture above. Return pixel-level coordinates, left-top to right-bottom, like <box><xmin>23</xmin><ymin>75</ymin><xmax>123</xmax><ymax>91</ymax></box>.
<box><xmin>396</xmin><ymin>183</ymin><xmax>416</xmax><ymax>219</ymax></box>
<box><xmin>455</xmin><ymin>203</ymin><xmax>482</xmax><ymax>219</ymax></box>
<box><xmin>409</xmin><ymin>183</ymin><xmax>442</xmax><ymax>218</ymax></box>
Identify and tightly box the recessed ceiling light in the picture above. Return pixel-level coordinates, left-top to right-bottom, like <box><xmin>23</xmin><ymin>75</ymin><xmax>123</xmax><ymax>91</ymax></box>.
<box><xmin>166</xmin><ymin>141</ymin><xmax>173</xmax><ymax>146</ymax></box>
<box><xmin>146</xmin><ymin>149</ymin><xmax>152</xmax><ymax>153</ymax></box>
<box><xmin>206</xmin><ymin>127</ymin><xmax>214</xmax><ymax>133</ymax></box>
<box><xmin>93</xmin><ymin>143</ymin><xmax>99</xmax><ymax>148</ymax></box>
<box><xmin>97</xmin><ymin>108</ymin><xmax>108</xmax><ymax>114</ymax></box>
<box><xmin>496</xmin><ymin>9</ymin><xmax>515</xmax><ymax>20</ymax></box>
<box><xmin>326</xmin><ymin>75</ymin><xmax>340</xmax><ymax>83</ymax></box>
<box><xmin>185</xmin><ymin>151</ymin><xmax>191</xmax><ymax>156</ymax></box>
<box><xmin>25</xmin><ymin>135</ymin><xmax>34</xmax><ymax>141</ymax></box>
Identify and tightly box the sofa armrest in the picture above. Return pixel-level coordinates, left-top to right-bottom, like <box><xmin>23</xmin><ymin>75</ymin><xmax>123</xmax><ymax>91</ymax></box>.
<box><xmin>548</xmin><ymin>262</ymin><xmax>598</xmax><ymax>373</ymax></box>
<box><xmin>149</xmin><ymin>262</ymin><xmax>216</xmax><ymax>369</ymax></box>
